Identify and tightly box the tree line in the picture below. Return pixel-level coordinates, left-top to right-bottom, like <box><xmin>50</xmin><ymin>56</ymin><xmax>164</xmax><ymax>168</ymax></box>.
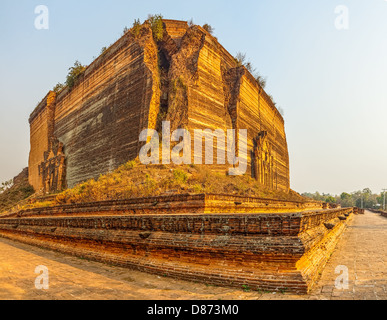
<box><xmin>0</xmin><ymin>179</ymin><xmax>13</xmax><ymax>194</ymax></box>
<box><xmin>302</xmin><ymin>188</ymin><xmax>385</xmax><ymax>209</ymax></box>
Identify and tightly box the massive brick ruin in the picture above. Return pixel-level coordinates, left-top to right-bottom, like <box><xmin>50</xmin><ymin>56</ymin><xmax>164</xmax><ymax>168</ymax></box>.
<box><xmin>28</xmin><ymin>20</ymin><xmax>289</xmax><ymax>194</ymax></box>
<box><xmin>0</xmin><ymin>19</ymin><xmax>357</xmax><ymax>294</ymax></box>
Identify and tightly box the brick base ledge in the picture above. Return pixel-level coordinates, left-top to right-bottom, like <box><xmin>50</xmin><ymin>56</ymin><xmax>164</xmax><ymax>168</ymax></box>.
<box><xmin>0</xmin><ymin>208</ymin><xmax>355</xmax><ymax>294</ymax></box>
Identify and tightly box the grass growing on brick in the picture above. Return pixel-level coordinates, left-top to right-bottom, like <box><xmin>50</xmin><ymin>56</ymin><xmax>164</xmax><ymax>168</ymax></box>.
<box><xmin>17</xmin><ymin>158</ymin><xmax>306</xmax><ymax>209</ymax></box>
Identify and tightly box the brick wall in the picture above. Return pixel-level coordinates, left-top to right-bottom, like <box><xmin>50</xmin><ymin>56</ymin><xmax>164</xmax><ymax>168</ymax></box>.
<box><xmin>0</xmin><ymin>201</ymin><xmax>354</xmax><ymax>294</ymax></box>
<box><xmin>28</xmin><ymin>20</ymin><xmax>291</xmax><ymax>194</ymax></box>
<box><xmin>2</xmin><ymin>194</ymin><xmax>326</xmax><ymax>219</ymax></box>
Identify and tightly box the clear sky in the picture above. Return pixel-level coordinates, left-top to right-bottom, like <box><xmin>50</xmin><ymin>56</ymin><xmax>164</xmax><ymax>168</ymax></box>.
<box><xmin>0</xmin><ymin>0</ymin><xmax>386</xmax><ymax>195</ymax></box>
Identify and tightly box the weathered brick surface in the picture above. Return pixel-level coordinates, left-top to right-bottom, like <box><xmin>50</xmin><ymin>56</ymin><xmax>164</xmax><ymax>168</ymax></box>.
<box><xmin>0</xmin><ymin>202</ymin><xmax>354</xmax><ymax>294</ymax></box>
<box><xmin>0</xmin><ymin>211</ymin><xmax>383</xmax><ymax>300</ymax></box>
<box><xmin>28</xmin><ymin>20</ymin><xmax>291</xmax><ymax>194</ymax></box>
<box><xmin>1</xmin><ymin>194</ymin><xmax>331</xmax><ymax>219</ymax></box>
<box><xmin>20</xmin><ymin>19</ymin><xmax>355</xmax><ymax>295</ymax></box>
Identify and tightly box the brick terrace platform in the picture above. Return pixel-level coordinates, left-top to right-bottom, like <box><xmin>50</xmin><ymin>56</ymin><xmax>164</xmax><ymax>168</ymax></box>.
<box><xmin>0</xmin><ymin>194</ymin><xmax>355</xmax><ymax>294</ymax></box>
<box><xmin>0</xmin><ymin>210</ymin><xmax>384</xmax><ymax>300</ymax></box>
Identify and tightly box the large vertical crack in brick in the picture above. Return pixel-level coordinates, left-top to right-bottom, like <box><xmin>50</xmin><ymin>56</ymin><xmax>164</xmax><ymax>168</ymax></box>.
<box><xmin>166</xmin><ymin>26</ymin><xmax>206</xmax><ymax>132</ymax></box>
<box><xmin>135</xmin><ymin>25</ymin><xmax>161</xmax><ymax>132</ymax></box>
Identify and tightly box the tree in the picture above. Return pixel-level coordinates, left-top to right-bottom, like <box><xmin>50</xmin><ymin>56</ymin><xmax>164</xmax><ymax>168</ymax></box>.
<box><xmin>304</xmin><ymin>189</ymin><xmax>383</xmax><ymax>209</ymax></box>
<box><xmin>361</xmin><ymin>188</ymin><xmax>377</xmax><ymax>209</ymax></box>
<box><xmin>0</xmin><ymin>179</ymin><xmax>13</xmax><ymax>194</ymax></box>
<box><xmin>341</xmin><ymin>192</ymin><xmax>351</xmax><ymax>200</ymax></box>
<box><xmin>302</xmin><ymin>191</ymin><xmax>329</xmax><ymax>202</ymax></box>
<box><xmin>339</xmin><ymin>192</ymin><xmax>353</xmax><ymax>207</ymax></box>
<box><xmin>348</xmin><ymin>189</ymin><xmax>378</xmax><ymax>209</ymax></box>
<box><xmin>325</xmin><ymin>196</ymin><xmax>336</xmax><ymax>204</ymax></box>
<box><xmin>377</xmin><ymin>194</ymin><xmax>384</xmax><ymax>206</ymax></box>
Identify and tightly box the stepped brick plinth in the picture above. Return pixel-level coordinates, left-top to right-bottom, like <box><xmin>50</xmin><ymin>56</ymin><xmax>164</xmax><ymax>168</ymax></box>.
<box><xmin>0</xmin><ymin>195</ymin><xmax>353</xmax><ymax>294</ymax></box>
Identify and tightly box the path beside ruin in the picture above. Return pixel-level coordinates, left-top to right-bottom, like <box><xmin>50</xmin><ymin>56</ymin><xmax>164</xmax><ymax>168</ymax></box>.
<box><xmin>0</xmin><ymin>211</ymin><xmax>385</xmax><ymax>300</ymax></box>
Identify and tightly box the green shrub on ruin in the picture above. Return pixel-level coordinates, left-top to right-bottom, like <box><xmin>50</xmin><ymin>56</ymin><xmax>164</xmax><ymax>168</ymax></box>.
<box><xmin>234</xmin><ymin>52</ymin><xmax>246</xmax><ymax>67</ymax></box>
<box><xmin>147</xmin><ymin>14</ymin><xmax>164</xmax><ymax>42</ymax></box>
<box><xmin>267</xmin><ymin>94</ymin><xmax>276</xmax><ymax>106</ymax></box>
<box><xmin>255</xmin><ymin>73</ymin><xmax>267</xmax><ymax>89</ymax></box>
<box><xmin>242</xmin><ymin>285</ymin><xmax>251</xmax><ymax>292</ymax></box>
<box><xmin>173</xmin><ymin>169</ymin><xmax>188</xmax><ymax>184</ymax></box>
<box><xmin>234</xmin><ymin>52</ymin><xmax>267</xmax><ymax>89</ymax></box>
<box><xmin>131</xmin><ymin>19</ymin><xmax>141</xmax><ymax>38</ymax></box>
<box><xmin>100</xmin><ymin>46</ymin><xmax>108</xmax><ymax>55</ymax></box>
<box><xmin>66</xmin><ymin>60</ymin><xmax>86</xmax><ymax>89</ymax></box>
<box><xmin>202</xmin><ymin>23</ymin><xmax>214</xmax><ymax>35</ymax></box>
<box><xmin>192</xmin><ymin>184</ymin><xmax>204</xmax><ymax>193</ymax></box>
<box><xmin>53</xmin><ymin>82</ymin><xmax>65</xmax><ymax>93</ymax></box>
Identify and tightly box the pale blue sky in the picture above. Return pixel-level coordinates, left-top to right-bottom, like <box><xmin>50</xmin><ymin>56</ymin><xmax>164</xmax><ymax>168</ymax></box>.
<box><xmin>0</xmin><ymin>0</ymin><xmax>386</xmax><ymax>195</ymax></box>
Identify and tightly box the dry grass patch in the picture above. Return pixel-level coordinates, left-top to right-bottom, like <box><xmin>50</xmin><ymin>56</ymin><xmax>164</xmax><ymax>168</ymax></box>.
<box><xmin>15</xmin><ymin>159</ymin><xmax>306</xmax><ymax>209</ymax></box>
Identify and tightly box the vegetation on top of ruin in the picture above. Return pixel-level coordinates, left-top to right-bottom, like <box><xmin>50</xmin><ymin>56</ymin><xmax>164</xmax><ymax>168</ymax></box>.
<box><xmin>46</xmin><ymin>15</ymin><xmax>162</xmax><ymax>97</ymax></box>
<box><xmin>267</xmin><ymin>94</ymin><xmax>277</xmax><ymax>106</ymax></box>
<box><xmin>100</xmin><ymin>46</ymin><xmax>108</xmax><ymax>55</ymax></box>
<box><xmin>131</xmin><ymin>18</ymin><xmax>142</xmax><ymax>38</ymax></box>
<box><xmin>234</xmin><ymin>52</ymin><xmax>285</xmax><ymax>116</ymax></box>
<box><xmin>129</xmin><ymin>15</ymin><xmax>164</xmax><ymax>41</ymax></box>
<box><xmin>14</xmin><ymin>159</ymin><xmax>306</xmax><ymax>210</ymax></box>
<box><xmin>66</xmin><ymin>60</ymin><xmax>87</xmax><ymax>89</ymax></box>
<box><xmin>202</xmin><ymin>23</ymin><xmax>215</xmax><ymax>35</ymax></box>
<box><xmin>147</xmin><ymin>14</ymin><xmax>164</xmax><ymax>42</ymax></box>
<box><xmin>52</xmin><ymin>82</ymin><xmax>65</xmax><ymax>93</ymax></box>
<box><xmin>235</xmin><ymin>52</ymin><xmax>267</xmax><ymax>89</ymax></box>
